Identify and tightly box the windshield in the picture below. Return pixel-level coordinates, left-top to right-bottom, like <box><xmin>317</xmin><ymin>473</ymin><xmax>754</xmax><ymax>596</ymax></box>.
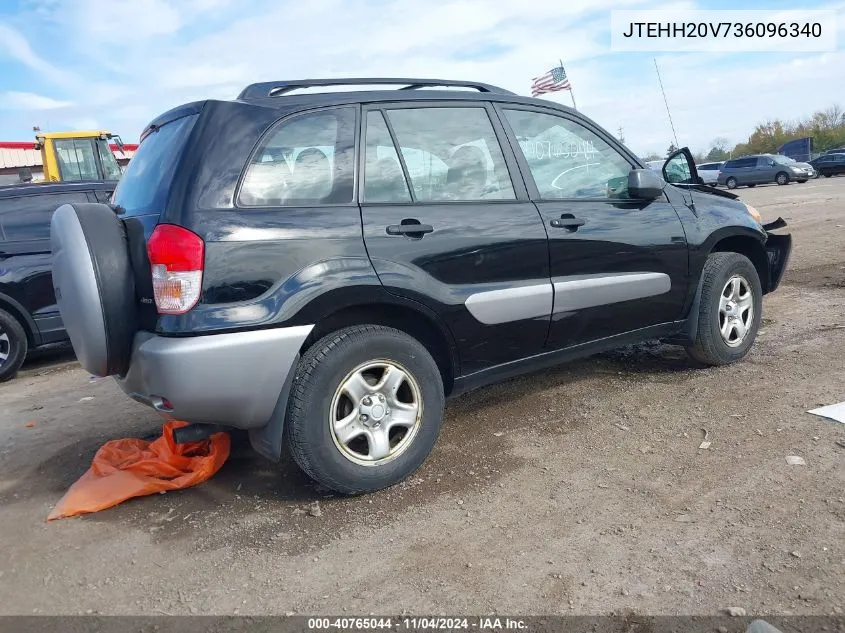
<box><xmin>95</xmin><ymin>139</ymin><xmax>123</xmax><ymax>180</ymax></box>
<box><xmin>112</xmin><ymin>114</ymin><xmax>197</xmax><ymax>216</ymax></box>
<box><xmin>54</xmin><ymin>139</ymin><xmax>100</xmax><ymax>181</ymax></box>
<box><xmin>773</xmin><ymin>155</ymin><xmax>796</xmax><ymax>165</ymax></box>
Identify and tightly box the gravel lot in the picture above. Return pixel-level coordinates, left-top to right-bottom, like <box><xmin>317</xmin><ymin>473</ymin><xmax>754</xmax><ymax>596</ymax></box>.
<box><xmin>0</xmin><ymin>178</ymin><xmax>843</xmax><ymax>617</ymax></box>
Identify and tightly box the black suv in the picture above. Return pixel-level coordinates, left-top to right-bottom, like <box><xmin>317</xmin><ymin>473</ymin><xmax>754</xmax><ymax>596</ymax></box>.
<box><xmin>0</xmin><ymin>181</ymin><xmax>115</xmax><ymax>381</ymax></box>
<box><xmin>50</xmin><ymin>78</ymin><xmax>791</xmax><ymax>493</ymax></box>
<box><xmin>810</xmin><ymin>153</ymin><xmax>845</xmax><ymax>178</ymax></box>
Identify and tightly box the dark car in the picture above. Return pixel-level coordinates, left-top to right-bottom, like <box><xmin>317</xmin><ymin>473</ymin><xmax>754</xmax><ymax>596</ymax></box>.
<box><xmin>50</xmin><ymin>78</ymin><xmax>792</xmax><ymax>494</ymax></box>
<box><xmin>810</xmin><ymin>152</ymin><xmax>845</xmax><ymax>178</ymax></box>
<box><xmin>0</xmin><ymin>181</ymin><xmax>116</xmax><ymax>381</ymax></box>
<box><xmin>717</xmin><ymin>154</ymin><xmax>814</xmax><ymax>189</ymax></box>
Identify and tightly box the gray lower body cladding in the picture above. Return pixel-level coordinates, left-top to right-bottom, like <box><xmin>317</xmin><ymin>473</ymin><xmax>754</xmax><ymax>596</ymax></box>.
<box><xmin>116</xmin><ymin>325</ymin><xmax>313</xmax><ymax>429</ymax></box>
<box><xmin>464</xmin><ymin>272</ymin><xmax>671</xmax><ymax>324</ymax></box>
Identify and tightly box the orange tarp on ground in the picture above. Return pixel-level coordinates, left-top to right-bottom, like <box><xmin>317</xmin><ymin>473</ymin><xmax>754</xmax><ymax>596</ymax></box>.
<box><xmin>48</xmin><ymin>421</ymin><xmax>230</xmax><ymax>521</ymax></box>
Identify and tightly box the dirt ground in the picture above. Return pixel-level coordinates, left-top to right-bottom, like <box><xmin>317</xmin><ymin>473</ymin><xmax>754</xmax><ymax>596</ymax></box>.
<box><xmin>0</xmin><ymin>178</ymin><xmax>843</xmax><ymax>617</ymax></box>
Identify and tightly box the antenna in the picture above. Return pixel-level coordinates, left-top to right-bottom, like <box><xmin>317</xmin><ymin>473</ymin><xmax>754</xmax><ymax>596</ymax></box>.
<box><xmin>653</xmin><ymin>58</ymin><xmax>679</xmax><ymax>148</ymax></box>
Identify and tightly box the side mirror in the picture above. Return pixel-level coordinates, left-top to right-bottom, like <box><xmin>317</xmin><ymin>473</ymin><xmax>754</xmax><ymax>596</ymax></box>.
<box><xmin>628</xmin><ymin>168</ymin><xmax>665</xmax><ymax>200</ymax></box>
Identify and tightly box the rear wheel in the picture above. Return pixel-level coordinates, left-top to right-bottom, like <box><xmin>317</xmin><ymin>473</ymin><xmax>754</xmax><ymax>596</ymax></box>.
<box><xmin>747</xmin><ymin>183</ymin><xmax>756</xmax><ymax>188</ymax></box>
<box><xmin>285</xmin><ymin>325</ymin><xmax>445</xmax><ymax>494</ymax></box>
<box><xmin>775</xmin><ymin>172</ymin><xmax>789</xmax><ymax>185</ymax></box>
<box><xmin>797</xmin><ymin>179</ymin><xmax>808</xmax><ymax>184</ymax></box>
<box><xmin>0</xmin><ymin>309</ymin><xmax>28</xmax><ymax>382</ymax></box>
<box><xmin>824</xmin><ymin>174</ymin><xmax>832</xmax><ymax>178</ymax></box>
<box><xmin>686</xmin><ymin>252</ymin><xmax>762</xmax><ymax>366</ymax></box>
<box><xmin>726</xmin><ymin>177</ymin><xmax>738</xmax><ymax>189</ymax></box>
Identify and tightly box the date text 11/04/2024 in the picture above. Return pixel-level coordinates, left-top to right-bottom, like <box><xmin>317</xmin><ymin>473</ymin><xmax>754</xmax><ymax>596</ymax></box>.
<box><xmin>307</xmin><ymin>618</ymin><xmax>528</xmax><ymax>630</ymax></box>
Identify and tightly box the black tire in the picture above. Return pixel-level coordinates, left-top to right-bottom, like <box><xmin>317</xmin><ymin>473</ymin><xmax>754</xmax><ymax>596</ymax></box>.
<box><xmin>824</xmin><ymin>174</ymin><xmax>832</xmax><ymax>178</ymax></box>
<box><xmin>50</xmin><ymin>203</ymin><xmax>137</xmax><ymax>377</ymax></box>
<box><xmin>285</xmin><ymin>325</ymin><xmax>445</xmax><ymax>494</ymax></box>
<box><xmin>726</xmin><ymin>177</ymin><xmax>738</xmax><ymax>189</ymax></box>
<box><xmin>0</xmin><ymin>309</ymin><xmax>28</xmax><ymax>383</ymax></box>
<box><xmin>775</xmin><ymin>171</ymin><xmax>789</xmax><ymax>185</ymax></box>
<box><xmin>686</xmin><ymin>252</ymin><xmax>762</xmax><ymax>366</ymax></box>
<box><xmin>747</xmin><ymin>183</ymin><xmax>756</xmax><ymax>188</ymax></box>
<box><xmin>797</xmin><ymin>179</ymin><xmax>807</xmax><ymax>184</ymax></box>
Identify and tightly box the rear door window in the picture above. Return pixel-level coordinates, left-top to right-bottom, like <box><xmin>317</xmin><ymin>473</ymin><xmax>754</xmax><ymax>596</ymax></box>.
<box><xmin>363</xmin><ymin>111</ymin><xmax>411</xmax><ymax>203</ymax></box>
<box><xmin>112</xmin><ymin>114</ymin><xmax>198</xmax><ymax>217</ymax></box>
<box><xmin>0</xmin><ymin>192</ymin><xmax>89</xmax><ymax>241</ymax></box>
<box><xmin>239</xmin><ymin>107</ymin><xmax>356</xmax><ymax>206</ymax></box>
<box><xmin>376</xmin><ymin>106</ymin><xmax>515</xmax><ymax>202</ymax></box>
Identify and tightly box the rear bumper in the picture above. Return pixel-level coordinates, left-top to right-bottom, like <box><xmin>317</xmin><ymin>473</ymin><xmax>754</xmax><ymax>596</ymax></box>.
<box><xmin>115</xmin><ymin>325</ymin><xmax>313</xmax><ymax>429</ymax></box>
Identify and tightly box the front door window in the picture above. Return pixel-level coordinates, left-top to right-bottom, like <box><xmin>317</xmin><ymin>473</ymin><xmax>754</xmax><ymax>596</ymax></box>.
<box><xmin>502</xmin><ymin>108</ymin><xmax>632</xmax><ymax>199</ymax></box>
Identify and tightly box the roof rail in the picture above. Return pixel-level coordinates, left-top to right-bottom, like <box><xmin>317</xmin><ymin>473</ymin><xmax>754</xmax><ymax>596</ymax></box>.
<box><xmin>237</xmin><ymin>78</ymin><xmax>515</xmax><ymax>100</ymax></box>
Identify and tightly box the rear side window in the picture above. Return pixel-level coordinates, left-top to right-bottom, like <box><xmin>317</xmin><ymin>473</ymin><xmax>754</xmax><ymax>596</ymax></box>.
<box><xmin>0</xmin><ymin>192</ymin><xmax>88</xmax><ymax>241</ymax></box>
<box><xmin>112</xmin><ymin>114</ymin><xmax>197</xmax><ymax>217</ymax></box>
<box><xmin>239</xmin><ymin>107</ymin><xmax>356</xmax><ymax>206</ymax></box>
<box><xmin>727</xmin><ymin>158</ymin><xmax>754</xmax><ymax>168</ymax></box>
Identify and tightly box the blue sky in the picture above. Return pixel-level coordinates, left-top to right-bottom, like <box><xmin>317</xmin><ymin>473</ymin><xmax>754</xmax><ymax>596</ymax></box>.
<box><xmin>0</xmin><ymin>0</ymin><xmax>842</xmax><ymax>156</ymax></box>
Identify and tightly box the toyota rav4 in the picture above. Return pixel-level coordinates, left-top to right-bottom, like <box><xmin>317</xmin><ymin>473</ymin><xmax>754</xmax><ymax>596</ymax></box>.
<box><xmin>50</xmin><ymin>78</ymin><xmax>791</xmax><ymax>494</ymax></box>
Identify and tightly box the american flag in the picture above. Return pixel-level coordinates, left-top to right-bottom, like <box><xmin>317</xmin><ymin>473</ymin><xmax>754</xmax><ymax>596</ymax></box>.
<box><xmin>531</xmin><ymin>65</ymin><xmax>571</xmax><ymax>97</ymax></box>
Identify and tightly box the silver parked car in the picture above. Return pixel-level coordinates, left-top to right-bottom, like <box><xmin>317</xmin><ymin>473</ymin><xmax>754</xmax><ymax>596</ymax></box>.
<box><xmin>717</xmin><ymin>154</ymin><xmax>814</xmax><ymax>189</ymax></box>
<box><xmin>696</xmin><ymin>161</ymin><xmax>723</xmax><ymax>185</ymax></box>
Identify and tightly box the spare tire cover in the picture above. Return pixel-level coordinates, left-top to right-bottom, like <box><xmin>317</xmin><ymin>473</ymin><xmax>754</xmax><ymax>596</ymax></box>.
<box><xmin>51</xmin><ymin>203</ymin><xmax>137</xmax><ymax>377</ymax></box>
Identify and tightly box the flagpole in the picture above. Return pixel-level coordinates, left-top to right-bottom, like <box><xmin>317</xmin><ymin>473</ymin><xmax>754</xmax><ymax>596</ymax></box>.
<box><xmin>560</xmin><ymin>59</ymin><xmax>577</xmax><ymax>110</ymax></box>
<box><xmin>653</xmin><ymin>57</ymin><xmax>679</xmax><ymax>148</ymax></box>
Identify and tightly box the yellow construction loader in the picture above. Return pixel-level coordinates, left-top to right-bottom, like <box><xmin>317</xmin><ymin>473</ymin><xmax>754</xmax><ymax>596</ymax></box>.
<box><xmin>33</xmin><ymin>128</ymin><xmax>126</xmax><ymax>182</ymax></box>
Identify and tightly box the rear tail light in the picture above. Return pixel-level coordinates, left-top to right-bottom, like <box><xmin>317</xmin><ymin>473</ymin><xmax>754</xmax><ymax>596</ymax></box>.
<box><xmin>147</xmin><ymin>224</ymin><xmax>204</xmax><ymax>315</ymax></box>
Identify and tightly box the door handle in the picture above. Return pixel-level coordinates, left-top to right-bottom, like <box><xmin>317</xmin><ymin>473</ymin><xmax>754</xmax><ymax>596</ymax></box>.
<box><xmin>549</xmin><ymin>215</ymin><xmax>586</xmax><ymax>230</ymax></box>
<box><xmin>386</xmin><ymin>222</ymin><xmax>434</xmax><ymax>236</ymax></box>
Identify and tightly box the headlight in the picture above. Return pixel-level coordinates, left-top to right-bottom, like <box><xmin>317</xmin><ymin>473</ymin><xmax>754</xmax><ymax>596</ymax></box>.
<box><xmin>789</xmin><ymin>166</ymin><xmax>803</xmax><ymax>173</ymax></box>
<box><xmin>745</xmin><ymin>203</ymin><xmax>762</xmax><ymax>224</ymax></box>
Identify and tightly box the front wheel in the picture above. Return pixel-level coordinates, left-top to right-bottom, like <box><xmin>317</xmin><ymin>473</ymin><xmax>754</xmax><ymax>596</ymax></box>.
<box><xmin>726</xmin><ymin>177</ymin><xmax>738</xmax><ymax>189</ymax></box>
<box><xmin>0</xmin><ymin>308</ymin><xmax>28</xmax><ymax>383</ymax></box>
<box><xmin>686</xmin><ymin>252</ymin><xmax>762</xmax><ymax>366</ymax></box>
<box><xmin>775</xmin><ymin>172</ymin><xmax>790</xmax><ymax>185</ymax></box>
<box><xmin>285</xmin><ymin>325</ymin><xmax>445</xmax><ymax>494</ymax></box>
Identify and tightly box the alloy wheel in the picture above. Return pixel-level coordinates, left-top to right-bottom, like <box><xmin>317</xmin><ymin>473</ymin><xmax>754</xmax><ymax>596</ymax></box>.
<box><xmin>719</xmin><ymin>275</ymin><xmax>754</xmax><ymax>347</ymax></box>
<box><xmin>329</xmin><ymin>360</ymin><xmax>423</xmax><ymax>466</ymax></box>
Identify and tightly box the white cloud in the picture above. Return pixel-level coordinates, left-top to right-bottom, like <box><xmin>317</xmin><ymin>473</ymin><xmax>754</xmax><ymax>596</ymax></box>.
<box><xmin>0</xmin><ymin>22</ymin><xmax>73</xmax><ymax>87</ymax></box>
<box><xmin>2</xmin><ymin>0</ymin><xmax>843</xmax><ymax>156</ymax></box>
<box><xmin>1</xmin><ymin>91</ymin><xmax>73</xmax><ymax>110</ymax></box>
